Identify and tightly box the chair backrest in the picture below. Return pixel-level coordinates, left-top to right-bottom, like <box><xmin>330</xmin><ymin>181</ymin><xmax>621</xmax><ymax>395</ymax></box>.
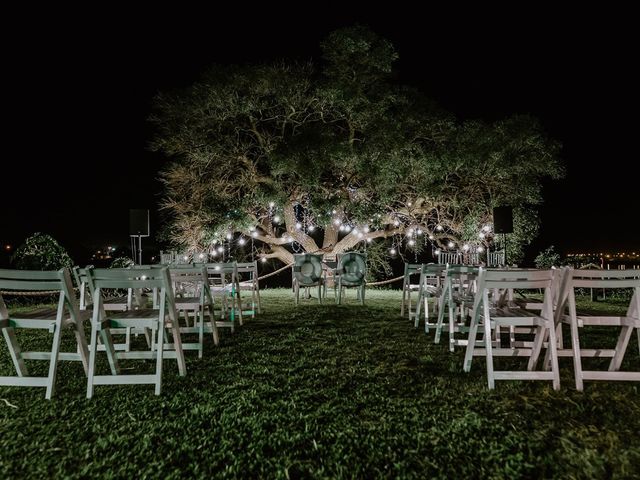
<box><xmin>337</xmin><ymin>252</ymin><xmax>367</xmax><ymax>284</ymax></box>
<box><xmin>86</xmin><ymin>267</ymin><xmax>177</xmax><ymax>314</ymax></box>
<box><xmin>557</xmin><ymin>268</ymin><xmax>640</xmax><ymax>317</ymax></box>
<box><xmin>403</xmin><ymin>263</ymin><xmax>423</xmax><ymax>282</ymax></box>
<box><xmin>293</xmin><ymin>254</ymin><xmax>324</xmax><ymax>285</ymax></box>
<box><xmin>475</xmin><ymin>268</ymin><xmax>556</xmax><ymax>317</ymax></box>
<box><xmin>461</xmin><ymin>252</ymin><xmax>480</xmax><ymax>266</ymax></box>
<box><xmin>0</xmin><ymin>268</ymin><xmax>81</xmax><ymax>322</ymax></box>
<box><xmin>487</xmin><ymin>249</ymin><xmax>506</xmax><ymax>267</ymax></box>
<box><xmin>72</xmin><ymin>266</ymin><xmax>93</xmax><ymax>310</ymax></box>
<box><xmin>175</xmin><ymin>253</ymin><xmax>192</xmax><ymax>264</ymax></box>
<box><xmin>169</xmin><ymin>265</ymin><xmax>213</xmax><ymax>304</ymax></box>
<box><xmin>236</xmin><ymin>261</ymin><xmax>258</xmax><ymax>281</ymax></box>
<box><xmin>159</xmin><ymin>251</ymin><xmax>175</xmax><ymax>265</ymax></box>
<box><xmin>205</xmin><ymin>262</ymin><xmax>238</xmax><ymax>287</ymax></box>
<box><xmin>438</xmin><ymin>252</ymin><xmax>461</xmax><ymax>265</ymax></box>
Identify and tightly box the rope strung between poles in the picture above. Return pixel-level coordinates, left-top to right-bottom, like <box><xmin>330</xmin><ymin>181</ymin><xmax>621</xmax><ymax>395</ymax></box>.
<box><xmin>255</xmin><ymin>263</ymin><xmax>294</xmax><ymax>281</ymax></box>
<box><xmin>0</xmin><ymin>288</ymin><xmax>79</xmax><ymax>296</ymax></box>
<box><xmin>365</xmin><ymin>275</ymin><xmax>404</xmax><ymax>286</ymax></box>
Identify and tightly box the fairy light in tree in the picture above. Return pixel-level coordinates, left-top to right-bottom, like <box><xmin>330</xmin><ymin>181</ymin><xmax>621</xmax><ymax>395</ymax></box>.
<box><xmin>183</xmin><ymin>256</ymin><xmax>189</xmax><ymax>261</ymax></box>
<box><xmin>390</xmin><ymin>248</ymin><xmax>397</xmax><ymax>255</ymax></box>
<box><xmin>211</xmin><ymin>250</ymin><xmax>218</xmax><ymax>257</ymax></box>
<box><xmin>366</xmin><ymin>238</ymin><xmax>372</xmax><ymax>243</ymax></box>
<box><xmin>333</xmin><ymin>218</ymin><xmax>341</xmax><ymax>226</ymax></box>
<box><xmin>261</xmin><ymin>257</ymin><xmax>267</xmax><ymax>263</ymax></box>
<box><xmin>448</xmin><ymin>241</ymin><xmax>455</xmax><ymax>249</ymax></box>
<box><xmin>479</xmin><ymin>232</ymin><xmax>486</xmax><ymax>239</ymax></box>
<box><xmin>295</xmin><ymin>222</ymin><xmax>302</xmax><ymax>230</ymax></box>
<box><xmin>273</xmin><ymin>215</ymin><xmax>281</xmax><ymax>223</ymax></box>
<box><xmin>416</xmin><ymin>228</ymin><xmax>423</xmax><ymax>235</ymax></box>
<box><xmin>217</xmin><ymin>246</ymin><xmax>224</xmax><ymax>253</ymax></box>
<box><xmin>435</xmin><ymin>248</ymin><xmax>441</xmax><ymax>255</ymax></box>
<box><xmin>483</xmin><ymin>225</ymin><xmax>491</xmax><ymax>232</ymax></box>
<box><xmin>462</xmin><ymin>244</ymin><xmax>470</xmax><ymax>252</ymax></box>
<box><xmin>477</xmin><ymin>246</ymin><xmax>485</xmax><ymax>253</ymax></box>
<box><xmin>428</xmin><ymin>234</ymin><xmax>434</xmax><ymax>240</ymax></box>
<box><xmin>393</xmin><ymin>219</ymin><xmax>400</xmax><ymax>226</ymax></box>
<box><xmin>198</xmin><ymin>253</ymin><xmax>205</xmax><ymax>260</ymax></box>
<box><xmin>363</xmin><ymin>226</ymin><xmax>370</xmax><ymax>233</ymax></box>
<box><xmin>308</xmin><ymin>225</ymin><xmax>315</xmax><ymax>232</ymax></box>
<box><xmin>226</xmin><ymin>232</ymin><xmax>232</xmax><ymax>240</ymax></box>
<box><xmin>238</xmin><ymin>238</ymin><xmax>246</xmax><ymax>246</ymax></box>
<box><xmin>408</xmin><ymin>228</ymin><xmax>414</xmax><ymax>236</ymax></box>
<box><xmin>332</xmin><ymin>209</ymin><xmax>337</xmax><ymax>214</ymax></box>
<box><xmin>269</xmin><ymin>201</ymin><xmax>275</xmax><ymax>208</ymax></box>
<box><xmin>408</xmin><ymin>239</ymin><xmax>416</xmax><ymax>247</ymax></box>
<box><xmin>436</xmin><ymin>225</ymin><xmax>443</xmax><ymax>231</ymax></box>
<box><xmin>251</xmin><ymin>231</ymin><xmax>258</xmax><ymax>238</ymax></box>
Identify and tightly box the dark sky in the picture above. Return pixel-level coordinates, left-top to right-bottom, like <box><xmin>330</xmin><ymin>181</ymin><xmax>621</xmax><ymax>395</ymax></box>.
<box><xmin>3</xmin><ymin>9</ymin><xmax>638</xmax><ymax>265</ymax></box>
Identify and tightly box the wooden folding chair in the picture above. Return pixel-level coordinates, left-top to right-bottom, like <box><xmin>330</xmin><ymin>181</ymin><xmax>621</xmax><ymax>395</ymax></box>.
<box><xmin>236</xmin><ymin>261</ymin><xmax>261</xmax><ymax>318</ymax></box>
<box><xmin>206</xmin><ymin>262</ymin><xmax>242</xmax><ymax>329</ymax></box>
<box><xmin>170</xmin><ymin>264</ymin><xmax>219</xmax><ymax>358</ymax></box>
<box><xmin>0</xmin><ymin>268</ymin><xmax>89</xmax><ymax>399</ymax></box>
<box><xmin>414</xmin><ymin>264</ymin><xmax>446</xmax><ymax>332</ymax></box>
<box><xmin>85</xmin><ymin>267</ymin><xmax>186</xmax><ymax>397</ymax></box>
<box><xmin>434</xmin><ymin>265</ymin><xmax>479</xmax><ymax>351</ymax></box>
<box><xmin>400</xmin><ymin>263</ymin><xmax>423</xmax><ymax>319</ymax></box>
<box><xmin>552</xmin><ymin>268</ymin><xmax>640</xmax><ymax>390</ymax></box>
<box><xmin>462</xmin><ymin>268</ymin><xmax>560</xmax><ymax>390</ymax></box>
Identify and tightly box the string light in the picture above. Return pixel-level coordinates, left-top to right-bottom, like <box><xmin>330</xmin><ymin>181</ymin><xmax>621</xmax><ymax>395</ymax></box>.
<box><xmin>483</xmin><ymin>225</ymin><xmax>491</xmax><ymax>232</ymax></box>
<box><xmin>261</xmin><ymin>257</ymin><xmax>267</xmax><ymax>263</ymax></box>
<box><xmin>416</xmin><ymin>229</ymin><xmax>423</xmax><ymax>235</ymax></box>
<box><xmin>477</xmin><ymin>246</ymin><xmax>484</xmax><ymax>252</ymax></box>
<box><xmin>217</xmin><ymin>246</ymin><xmax>224</xmax><ymax>253</ymax></box>
<box><xmin>479</xmin><ymin>232</ymin><xmax>486</xmax><ymax>239</ymax></box>
<box><xmin>428</xmin><ymin>235</ymin><xmax>434</xmax><ymax>240</ymax></box>
<box><xmin>408</xmin><ymin>239</ymin><xmax>416</xmax><ymax>247</ymax></box>
<box><xmin>238</xmin><ymin>238</ymin><xmax>246</xmax><ymax>246</ymax></box>
<box><xmin>273</xmin><ymin>215</ymin><xmax>281</xmax><ymax>223</ymax></box>
<box><xmin>251</xmin><ymin>231</ymin><xmax>258</xmax><ymax>238</ymax></box>
<box><xmin>390</xmin><ymin>248</ymin><xmax>397</xmax><ymax>255</ymax></box>
<box><xmin>462</xmin><ymin>244</ymin><xmax>470</xmax><ymax>251</ymax></box>
<box><xmin>308</xmin><ymin>225</ymin><xmax>315</xmax><ymax>232</ymax></box>
<box><xmin>393</xmin><ymin>220</ymin><xmax>400</xmax><ymax>226</ymax></box>
<box><xmin>436</xmin><ymin>225</ymin><xmax>443</xmax><ymax>231</ymax></box>
<box><xmin>226</xmin><ymin>233</ymin><xmax>232</xmax><ymax>240</ymax></box>
<box><xmin>435</xmin><ymin>249</ymin><xmax>441</xmax><ymax>255</ymax></box>
<box><xmin>448</xmin><ymin>241</ymin><xmax>455</xmax><ymax>249</ymax></box>
<box><xmin>295</xmin><ymin>222</ymin><xmax>302</xmax><ymax>230</ymax></box>
<box><xmin>269</xmin><ymin>202</ymin><xmax>275</xmax><ymax>208</ymax></box>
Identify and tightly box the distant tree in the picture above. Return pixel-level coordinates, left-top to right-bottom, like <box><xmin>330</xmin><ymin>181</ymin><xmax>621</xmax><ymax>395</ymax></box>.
<box><xmin>110</xmin><ymin>257</ymin><xmax>135</xmax><ymax>268</ymax></box>
<box><xmin>534</xmin><ymin>245</ymin><xmax>561</xmax><ymax>269</ymax></box>
<box><xmin>151</xmin><ymin>26</ymin><xmax>563</xmax><ymax>267</ymax></box>
<box><xmin>11</xmin><ymin>233</ymin><xmax>73</xmax><ymax>270</ymax></box>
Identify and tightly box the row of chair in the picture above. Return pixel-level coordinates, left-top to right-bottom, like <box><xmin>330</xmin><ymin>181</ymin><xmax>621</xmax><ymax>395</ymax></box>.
<box><xmin>403</xmin><ymin>263</ymin><xmax>639</xmax><ymax>390</ymax></box>
<box><xmin>0</xmin><ymin>261</ymin><xmax>260</xmax><ymax>399</ymax></box>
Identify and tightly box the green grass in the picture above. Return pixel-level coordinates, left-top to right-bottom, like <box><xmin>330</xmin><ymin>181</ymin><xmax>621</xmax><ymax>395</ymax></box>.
<box><xmin>1</xmin><ymin>290</ymin><xmax>639</xmax><ymax>479</ymax></box>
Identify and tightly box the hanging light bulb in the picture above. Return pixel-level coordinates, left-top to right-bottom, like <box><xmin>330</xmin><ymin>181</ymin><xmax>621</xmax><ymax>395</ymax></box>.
<box><xmin>269</xmin><ymin>201</ymin><xmax>275</xmax><ymax>208</ymax></box>
<box><xmin>408</xmin><ymin>239</ymin><xmax>416</xmax><ymax>247</ymax></box>
<box><xmin>198</xmin><ymin>253</ymin><xmax>205</xmax><ymax>259</ymax></box>
<box><xmin>295</xmin><ymin>222</ymin><xmax>302</xmax><ymax>230</ymax></box>
<box><xmin>436</xmin><ymin>225</ymin><xmax>443</xmax><ymax>231</ymax></box>
<box><xmin>211</xmin><ymin>250</ymin><xmax>218</xmax><ymax>257</ymax></box>
<box><xmin>261</xmin><ymin>257</ymin><xmax>267</xmax><ymax>263</ymax></box>
<box><xmin>462</xmin><ymin>244</ymin><xmax>470</xmax><ymax>251</ymax></box>
<box><xmin>251</xmin><ymin>231</ymin><xmax>258</xmax><ymax>238</ymax></box>
<box><xmin>390</xmin><ymin>248</ymin><xmax>397</xmax><ymax>255</ymax></box>
<box><xmin>332</xmin><ymin>209</ymin><xmax>337</xmax><ymax>214</ymax></box>
<box><xmin>333</xmin><ymin>218</ymin><xmax>341</xmax><ymax>226</ymax></box>
<box><xmin>217</xmin><ymin>246</ymin><xmax>224</xmax><ymax>253</ymax></box>
<box><xmin>366</xmin><ymin>238</ymin><xmax>372</xmax><ymax>243</ymax></box>
<box><xmin>477</xmin><ymin>246</ymin><xmax>484</xmax><ymax>253</ymax></box>
<box><xmin>363</xmin><ymin>226</ymin><xmax>370</xmax><ymax>233</ymax></box>
<box><xmin>273</xmin><ymin>215</ymin><xmax>281</xmax><ymax>223</ymax></box>
<box><xmin>435</xmin><ymin>249</ymin><xmax>441</xmax><ymax>255</ymax></box>
<box><xmin>226</xmin><ymin>233</ymin><xmax>232</xmax><ymax>240</ymax></box>
<box><xmin>416</xmin><ymin>229</ymin><xmax>423</xmax><ymax>235</ymax></box>
<box><xmin>408</xmin><ymin>228</ymin><xmax>414</xmax><ymax>236</ymax></box>
<box><xmin>344</xmin><ymin>225</ymin><xmax>351</xmax><ymax>233</ymax></box>
<box><xmin>238</xmin><ymin>238</ymin><xmax>246</xmax><ymax>246</ymax></box>
<box><xmin>479</xmin><ymin>232</ymin><xmax>486</xmax><ymax>239</ymax></box>
<box><xmin>183</xmin><ymin>256</ymin><xmax>189</xmax><ymax>261</ymax></box>
<box><xmin>407</xmin><ymin>202</ymin><xmax>412</xmax><ymax>207</ymax></box>
<box><xmin>428</xmin><ymin>235</ymin><xmax>434</xmax><ymax>240</ymax></box>
<box><xmin>483</xmin><ymin>225</ymin><xmax>491</xmax><ymax>232</ymax></box>
<box><xmin>448</xmin><ymin>241</ymin><xmax>455</xmax><ymax>249</ymax></box>
<box><xmin>308</xmin><ymin>225</ymin><xmax>315</xmax><ymax>232</ymax></box>
<box><xmin>393</xmin><ymin>220</ymin><xmax>400</xmax><ymax>226</ymax></box>
<box><xmin>249</xmin><ymin>226</ymin><xmax>256</xmax><ymax>232</ymax></box>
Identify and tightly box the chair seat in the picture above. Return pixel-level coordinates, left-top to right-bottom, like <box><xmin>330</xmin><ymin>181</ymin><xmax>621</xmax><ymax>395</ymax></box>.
<box><xmin>105</xmin><ymin>309</ymin><xmax>162</xmax><ymax>320</ymax></box>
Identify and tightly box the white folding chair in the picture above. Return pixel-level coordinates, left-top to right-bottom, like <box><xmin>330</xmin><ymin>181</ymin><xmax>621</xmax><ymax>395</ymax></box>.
<box><xmin>462</xmin><ymin>268</ymin><xmax>561</xmax><ymax>390</ymax></box>
<box><xmin>170</xmin><ymin>264</ymin><xmax>219</xmax><ymax>358</ymax></box>
<box><xmin>206</xmin><ymin>262</ymin><xmax>242</xmax><ymax>329</ymax></box>
<box><xmin>434</xmin><ymin>265</ymin><xmax>479</xmax><ymax>351</ymax></box>
<box><xmin>437</xmin><ymin>252</ymin><xmax>461</xmax><ymax>265</ymax></box>
<box><xmin>85</xmin><ymin>267</ymin><xmax>186</xmax><ymax>397</ymax></box>
<box><xmin>487</xmin><ymin>250</ymin><xmax>506</xmax><ymax>268</ymax></box>
<box><xmin>236</xmin><ymin>261</ymin><xmax>261</xmax><ymax>318</ymax></box>
<box><xmin>400</xmin><ymin>263</ymin><xmax>423</xmax><ymax>319</ymax></box>
<box><xmin>552</xmin><ymin>268</ymin><xmax>640</xmax><ymax>390</ymax></box>
<box><xmin>0</xmin><ymin>268</ymin><xmax>89</xmax><ymax>399</ymax></box>
<box><xmin>414</xmin><ymin>264</ymin><xmax>446</xmax><ymax>332</ymax></box>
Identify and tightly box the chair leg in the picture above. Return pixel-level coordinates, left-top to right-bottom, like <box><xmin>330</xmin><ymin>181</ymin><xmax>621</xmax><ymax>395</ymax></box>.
<box><xmin>45</xmin><ymin>320</ymin><xmax>64</xmax><ymax>399</ymax></box>
<box><xmin>2</xmin><ymin>328</ymin><xmax>29</xmax><ymax>376</ymax></box>
<box><xmin>608</xmin><ymin>326</ymin><xmax>633</xmax><ymax>372</ymax></box>
<box><xmin>482</xmin><ymin>299</ymin><xmax>495</xmax><ymax>389</ymax></box>
<box><xmin>86</xmin><ymin>323</ymin><xmax>99</xmax><ymax>399</ymax></box>
<box><xmin>155</xmin><ymin>326</ymin><xmax>164</xmax><ymax>395</ymax></box>
<box><xmin>463</xmin><ymin>303</ymin><xmax>481</xmax><ymax>372</ymax></box>
<box><xmin>360</xmin><ymin>285</ymin><xmax>365</xmax><ymax>305</ymax></box>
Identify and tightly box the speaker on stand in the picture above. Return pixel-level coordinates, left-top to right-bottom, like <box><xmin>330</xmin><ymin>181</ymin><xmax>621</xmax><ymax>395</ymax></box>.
<box><xmin>129</xmin><ymin>209</ymin><xmax>150</xmax><ymax>265</ymax></box>
<box><xmin>492</xmin><ymin>206</ymin><xmax>513</xmax><ymax>266</ymax></box>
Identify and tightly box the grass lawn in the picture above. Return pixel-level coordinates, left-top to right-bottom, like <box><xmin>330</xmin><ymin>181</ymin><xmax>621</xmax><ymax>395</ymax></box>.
<box><xmin>1</xmin><ymin>289</ymin><xmax>639</xmax><ymax>479</ymax></box>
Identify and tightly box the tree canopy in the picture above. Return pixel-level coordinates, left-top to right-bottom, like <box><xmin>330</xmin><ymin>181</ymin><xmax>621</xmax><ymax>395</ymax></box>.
<box><xmin>150</xmin><ymin>26</ymin><xmax>563</xmax><ymax>269</ymax></box>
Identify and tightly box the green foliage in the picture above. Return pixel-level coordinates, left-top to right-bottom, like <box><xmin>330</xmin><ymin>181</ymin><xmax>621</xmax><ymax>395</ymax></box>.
<box><xmin>151</xmin><ymin>26</ymin><xmax>563</xmax><ymax>265</ymax></box>
<box><xmin>535</xmin><ymin>245</ymin><xmax>562</xmax><ymax>269</ymax></box>
<box><xmin>110</xmin><ymin>257</ymin><xmax>135</xmax><ymax>268</ymax></box>
<box><xmin>1</xmin><ymin>291</ymin><xmax>638</xmax><ymax>478</ymax></box>
<box><xmin>10</xmin><ymin>233</ymin><xmax>73</xmax><ymax>270</ymax></box>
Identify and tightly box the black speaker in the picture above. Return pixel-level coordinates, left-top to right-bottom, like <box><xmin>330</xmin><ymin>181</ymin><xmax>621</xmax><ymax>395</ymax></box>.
<box><xmin>493</xmin><ymin>206</ymin><xmax>513</xmax><ymax>234</ymax></box>
<box><xmin>129</xmin><ymin>209</ymin><xmax>150</xmax><ymax>236</ymax></box>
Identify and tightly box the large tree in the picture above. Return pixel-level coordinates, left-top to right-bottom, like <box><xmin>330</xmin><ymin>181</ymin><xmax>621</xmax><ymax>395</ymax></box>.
<box><xmin>151</xmin><ymin>26</ymin><xmax>562</xmax><ymax>267</ymax></box>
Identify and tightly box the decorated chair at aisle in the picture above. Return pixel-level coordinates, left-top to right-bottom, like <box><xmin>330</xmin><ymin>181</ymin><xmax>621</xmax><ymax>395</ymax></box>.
<box><xmin>236</xmin><ymin>261</ymin><xmax>261</xmax><ymax>318</ymax></box>
<box><xmin>550</xmin><ymin>268</ymin><xmax>640</xmax><ymax>390</ymax></box>
<box><xmin>335</xmin><ymin>252</ymin><xmax>367</xmax><ymax>305</ymax></box>
<box><xmin>292</xmin><ymin>254</ymin><xmax>326</xmax><ymax>305</ymax></box>
<box><xmin>0</xmin><ymin>268</ymin><xmax>89</xmax><ymax>399</ymax></box>
<box><xmin>205</xmin><ymin>262</ymin><xmax>243</xmax><ymax>329</ymax></box>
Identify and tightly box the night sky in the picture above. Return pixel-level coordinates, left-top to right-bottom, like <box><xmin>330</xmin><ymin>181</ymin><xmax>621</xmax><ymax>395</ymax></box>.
<box><xmin>3</xmin><ymin>10</ymin><xmax>638</xmax><ymax>265</ymax></box>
